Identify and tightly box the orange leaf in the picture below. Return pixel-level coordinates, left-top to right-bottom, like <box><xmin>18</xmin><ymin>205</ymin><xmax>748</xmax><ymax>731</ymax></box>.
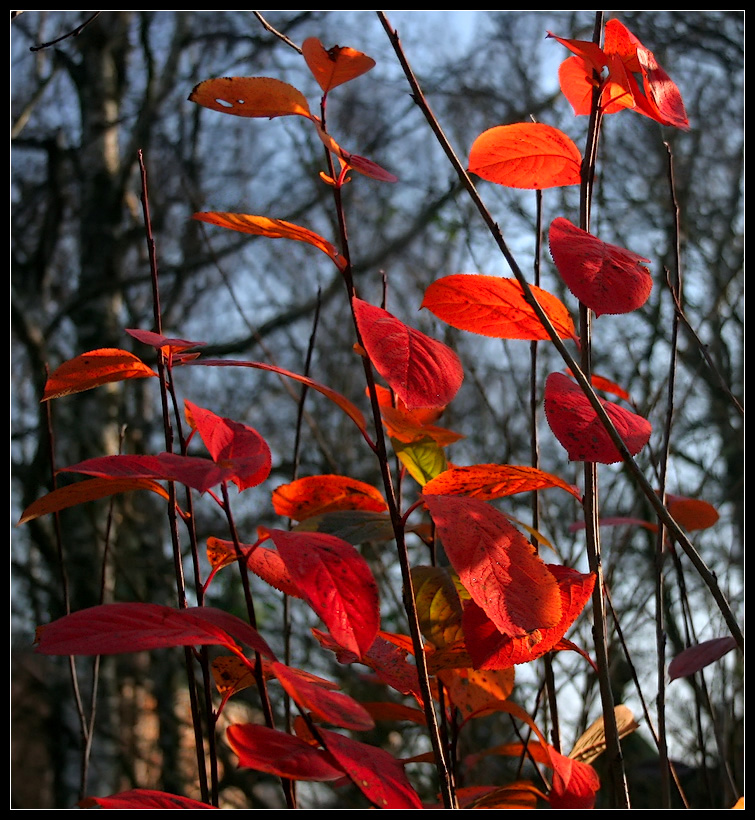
<box><xmin>211</xmin><ymin>655</ymin><xmax>258</xmax><ymax>697</ymax></box>
<box><xmin>272</xmin><ymin>475</ymin><xmax>387</xmax><ymax>521</ymax></box>
<box><xmin>425</xmin><ymin>495</ymin><xmax>562</xmax><ymax>637</ymax></box>
<box><xmin>469</xmin><ymin>122</ymin><xmax>582</xmax><ymax>189</ymax></box>
<box><xmin>193</xmin><ymin>212</ymin><xmax>346</xmax><ymax>271</ymax></box>
<box><xmin>189</xmin><ymin>76</ymin><xmax>312</xmax><ymax>119</ymax></box>
<box><xmin>302</xmin><ymin>37</ymin><xmax>376</xmax><ymax>93</ymax></box>
<box><xmin>544</xmin><ymin>372</ymin><xmax>651</xmax><ymax>463</ymax></box>
<box><xmin>353</xmin><ymin>297</ymin><xmax>463</xmax><ymax>410</ymax></box>
<box><xmin>437</xmin><ymin>667</ymin><xmax>515</xmax><ymax>716</ymax></box>
<box><xmin>423</xmin><ymin>464</ymin><xmax>580</xmax><ymax>501</ymax></box>
<box><xmin>422</xmin><ymin>274</ymin><xmax>576</xmax><ymax>341</ymax></box>
<box><xmin>549</xmin><ymin>217</ymin><xmax>652</xmax><ymax>316</ymax></box>
<box><xmin>42</xmin><ymin>349</ymin><xmax>157</xmax><ymax>400</ymax></box>
<box><xmin>666</xmin><ymin>494</ymin><xmax>720</xmax><ymax>531</ymax></box>
<box><xmin>18</xmin><ymin>477</ymin><xmax>169</xmax><ymax>525</ymax></box>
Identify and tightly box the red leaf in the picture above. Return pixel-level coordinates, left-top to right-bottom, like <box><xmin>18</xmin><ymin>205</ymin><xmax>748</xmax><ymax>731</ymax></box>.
<box><xmin>544</xmin><ymin>372</ymin><xmax>651</xmax><ymax>463</ymax></box>
<box><xmin>185</xmin><ymin>401</ymin><xmax>271</xmax><ymax>491</ymax></box>
<box><xmin>193</xmin><ymin>212</ymin><xmax>346</xmax><ymax>271</ymax></box>
<box><xmin>549</xmin><ymin>217</ymin><xmax>652</xmax><ymax>316</ymax></box>
<box><xmin>549</xmin><ymin>749</ymin><xmax>602</xmax><ymax>809</ymax></box>
<box><xmin>666</xmin><ymin>494</ymin><xmax>720</xmax><ymax>531</ymax></box>
<box><xmin>186</xmin><ymin>606</ymin><xmax>276</xmax><ymax>659</ymax></box>
<box><xmin>34</xmin><ymin>603</ymin><xmax>240</xmax><ymax>656</ymax></box>
<box><xmin>59</xmin><ymin>453</ymin><xmax>241</xmax><ymax>495</ymax></box>
<box><xmin>424</xmin><ymin>495</ymin><xmax>562</xmax><ymax>637</ymax></box>
<box><xmin>469</xmin><ymin>122</ymin><xmax>582</xmax><ymax>189</ymax></box>
<box><xmin>422</xmin><ymin>274</ymin><xmax>576</xmax><ymax>341</ymax></box>
<box><xmin>668</xmin><ymin>637</ymin><xmax>738</xmax><ymax>681</ymax></box>
<box><xmin>302</xmin><ymin>37</ymin><xmax>375</xmax><ymax>93</ymax></box>
<box><xmin>268</xmin><ymin>529</ymin><xmax>379</xmax><ymax>659</ymax></box>
<box><xmin>17</xmin><ymin>477</ymin><xmax>170</xmax><ymax>525</ymax></box>
<box><xmin>126</xmin><ymin>328</ymin><xmax>205</xmax><ymax>354</ymax></box>
<box><xmin>189</xmin><ymin>76</ymin><xmax>312</xmax><ymax>119</ymax></box>
<box><xmin>272</xmin><ymin>475</ymin><xmax>387</xmax><ymax>521</ymax></box>
<box><xmin>271</xmin><ymin>661</ymin><xmax>375</xmax><ymax>731</ymax></box>
<box><xmin>423</xmin><ymin>464</ymin><xmax>581</xmax><ymax>501</ymax></box>
<box><xmin>463</xmin><ymin>564</ymin><xmax>595</xmax><ymax>670</ymax></box>
<box><xmin>42</xmin><ymin>349</ymin><xmax>157</xmax><ymax>400</ymax></box>
<box><xmin>227</xmin><ymin>723</ymin><xmax>344</xmax><ymax>781</ymax></box>
<box><xmin>79</xmin><ymin>789</ymin><xmax>218</xmax><ymax>809</ymax></box>
<box><xmin>318</xmin><ymin>728</ymin><xmax>424</xmax><ymax>809</ymax></box>
<box><xmin>353</xmin><ymin>297</ymin><xmax>463</xmax><ymax>410</ymax></box>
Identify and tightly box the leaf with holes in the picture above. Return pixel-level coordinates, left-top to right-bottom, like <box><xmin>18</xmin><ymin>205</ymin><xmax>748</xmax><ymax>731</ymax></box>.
<box><xmin>189</xmin><ymin>76</ymin><xmax>312</xmax><ymax>119</ymax></box>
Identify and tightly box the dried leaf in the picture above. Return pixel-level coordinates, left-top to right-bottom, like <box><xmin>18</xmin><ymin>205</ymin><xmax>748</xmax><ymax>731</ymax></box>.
<box><xmin>189</xmin><ymin>76</ymin><xmax>312</xmax><ymax>119</ymax></box>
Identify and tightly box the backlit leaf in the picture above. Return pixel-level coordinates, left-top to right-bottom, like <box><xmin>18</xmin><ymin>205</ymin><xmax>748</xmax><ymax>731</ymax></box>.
<box><xmin>189</xmin><ymin>76</ymin><xmax>312</xmax><ymax>119</ymax></box>
<box><xmin>423</xmin><ymin>464</ymin><xmax>580</xmax><ymax>501</ymax></box>
<box><xmin>193</xmin><ymin>212</ymin><xmax>346</xmax><ymax>271</ymax></box>
<box><xmin>185</xmin><ymin>400</ymin><xmax>271</xmax><ymax>491</ymax></box>
<box><xmin>272</xmin><ymin>475</ymin><xmax>387</xmax><ymax>521</ymax></box>
<box><xmin>569</xmin><ymin>705</ymin><xmax>639</xmax><ymax>764</ymax></box>
<box><xmin>668</xmin><ymin>637</ymin><xmax>738</xmax><ymax>681</ymax></box>
<box><xmin>437</xmin><ymin>667</ymin><xmax>515</xmax><ymax>716</ymax></box>
<box><xmin>269</xmin><ymin>529</ymin><xmax>379</xmax><ymax>659</ymax></box>
<box><xmin>544</xmin><ymin>372</ymin><xmax>651</xmax><ymax>463</ymax></box>
<box><xmin>392</xmin><ymin>436</ymin><xmax>448</xmax><ymax>486</ymax></box>
<box><xmin>422</xmin><ymin>274</ymin><xmax>576</xmax><ymax>341</ymax></box>
<box><xmin>125</xmin><ymin>328</ymin><xmax>205</xmax><ymax>355</ymax></box>
<box><xmin>42</xmin><ymin>349</ymin><xmax>157</xmax><ymax>400</ymax></box>
<box><xmin>34</xmin><ymin>602</ymin><xmax>241</xmax><ymax>656</ymax></box>
<box><xmin>412</xmin><ymin>565</ymin><xmax>465</xmax><ymax>648</ymax></box>
<box><xmin>271</xmin><ymin>661</ymin><xmax>375</xmax><ymax>731</ymax></box>
<box><xmin>353</xmin><ymin>298</ymin><xmax>463</xmax><ymax>410</ymax></box>
<box><xmin>318</xmin><ymin>728</ymin><xmax>424</xmax><ymax>809</ymax></box>
<box><xmin>226</xmin><ymin>723</ymin><xmax>344</xmax><ymax>781</ymax></box>
<box><xmin>79</xmin><ymin>790</ymin><xmax>217</xmax><ymax>810</ymax></box>
<box><xmin>667</xmin><ymin>494</ymin><xmax>720</xmax><ymax>531</ymax></box>
<box><xmin>463</xmin><ymin>564</ymin><xmax>595</xmax><ymax>670</ymax></box>
<box><xmin>376</xmin><ymin>392</ymin><xmax>463</xmax><ymax>446</ymax></box>
<box><xmin>549</xmin><ymin>217</ymin><xmax>652</xmax><ymax>316</ymax></box>
<box><xmin>425</xmin><ymin>495</ymin><xmax>562</xmax><ymax>637</ymax></box>
<box><xmin>17</xmin><ymin>477</ymin><xmax>170</xmax><ymax>525</ymax></box>
<box><xmin>469</xmin><ymin>122</ymin><xmax>582</xmax><ymax>189</ymax></box>
<box><xmin>461</xmin><ymin>782</ymin><xmax>541</xmax><ymax>809</ymax></box>
<box><xmin>302</xmin><ymin>37</ymin><xmax>375</xmax><ymax>93</ymax></box>
<box><xmin>212</xmin><ymin>655</ymin><xmax>258</xmax><ymax>697</ymax></box>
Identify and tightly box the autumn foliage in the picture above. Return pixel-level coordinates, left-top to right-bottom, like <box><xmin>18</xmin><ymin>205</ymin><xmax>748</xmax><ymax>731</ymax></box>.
<box><xmin>18</xmin><ymin>14</ymin><xmax>740</xmax><ymax>811</ymax></box>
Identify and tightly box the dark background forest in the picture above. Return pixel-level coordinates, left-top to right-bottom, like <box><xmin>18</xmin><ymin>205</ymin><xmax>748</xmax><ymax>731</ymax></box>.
<box><xmin>11</xmin><ymin>10</ymin><xmax>743</xmax><ymax>809</ymax></box>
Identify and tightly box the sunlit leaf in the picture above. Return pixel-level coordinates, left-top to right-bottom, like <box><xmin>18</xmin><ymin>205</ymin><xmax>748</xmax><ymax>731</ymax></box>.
<box><xmin>422</xmin><ymin>274</ymin><xmax>576</xmax><ymax>341</ymax></box>
<box><xmin>17</xmin><ymin>477</ymin><xmax>170</xmax><ymax>525</ymax></box>
<box><xmin>425</xmin><ymin>495</ymin><xmax>562</xmax><ymax>637</ymax></box>
<box><xmin>567</xmin><ymin>369</ymin><xmax>632</xmax><ymax>402</ymax></box>
<box><xmin>549</xmin><ymin>217</ymin><xmax>652</xmax><ymax>316</ymax></box>
<box><xmin>193</xmin><ymin>212</ymin><xmax>346</xmax><ymax>271</ymax></box>
<box><xmin>42</xmin><ymin>349</ymin><xmax>157</xmax><ymax>400</ymax></box>
<box><xmin>185</xmin><ymin>401</ymin><xmax>271</xmax><ymax>491</ymax></box>
<box><xmin>302</xmin><ymin>37</ymin><xmax>376</xmax><ymax>93</ymax></box>
<box><xmin>227</xmin><ymin>723</ymin><xmax>344</xmax><ymax>781</ymax></box>
<box><xmin>423</xmin><ymin>464</ymin><xmax>580</xmax><ymax>501</ymax></box>
<box><xmin>544</xmin><ymin>372</ymin><xmax>651</xmax><ymax>463</ymax></box>
<box><xmin>318</xmin><ymin>728</ymin><xmax>424</xmax><ymax>809</ymax></box>
<box><xmin>189</xmin><ymin>76</ymin><xmax>312</xmax><ymax>119</ymax></box>
<box><xmin>668</xmin><ymin>637</ymin><xmax>738</xmax><ymax>681</ymax></box>
<box><xmin>35</xmin><ymin>602</ymin><xmax>240</xmax><ymax>656</ymax></box>
<box><xmin>353</xmin><ymin>297</ymin><xmax>463</xmax><ymax>410</ymax></box>
<box><xmin>392</xmin><ymin>436</ymin><xmax>448</xmax><ymax>486</ymax></box>
<box><xmin>79</xmin><ymin>790</ymin><xmax>218</xmax><ymax>809</ymax></box>
<box><xmin>374</xmin><ymin>386</ymin><xmax>463</xmax><ymax>446</ymax></box>
<box><xmin>463</xmin><ymin>564</ymin><xmax>595</xmax><ymax>670</ymax></box>
<box><xmin>569</xmin><ymin>705</ymin><xmax>639</xmax><ymax>764</ymax></box>
<box><xmin>667</xmin><ymin>494</ymin><xmax>720</xmax><ymax>531</ymax></box>
<box><xmin>460</xmin><ymin>782</ymin><xmax>542</xmax><ymax>809</ymax></box>
<box><xmin>272</xmin><ymin>475</ymin><xmax>387</xmax><ymax>521</ymax></box>
<box><xmin>437</xmin><ymin>667</ymin><xmax>515</xmax><ymax>717</ymax></box>
<box><xmin>271</xmin><ymin>661</ymin><xmax>375</xmax><ymax>731</ymax></box>
<box><xmin>269</xmin><ymin>529</ymin><xmax>379</xmax><ymax>659</ymax></box>
<box><xmin>469</xmin><ymin>122</ymin><xmax>582</xmax><ymax>189</ymax></box>
<box><xmin>412</xmin><ymin>565</ymin><xmax>465</xmax><ymax>648</ymax></box>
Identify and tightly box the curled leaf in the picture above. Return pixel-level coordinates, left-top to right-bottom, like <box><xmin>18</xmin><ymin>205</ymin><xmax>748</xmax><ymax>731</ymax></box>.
<box><xmin>42</xmin><ymin>349</ymin><xmax>157</xmax><ymax>400</ymax></box>
<box><xmin>302</xmin><ymin>37</ymin><xmax>375</xmax><ymax>92</ymax></box>
<box><xmin>189</xmin><ymin>76</ymin><xmax>312</xmax><ymax>119</ymax></box>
